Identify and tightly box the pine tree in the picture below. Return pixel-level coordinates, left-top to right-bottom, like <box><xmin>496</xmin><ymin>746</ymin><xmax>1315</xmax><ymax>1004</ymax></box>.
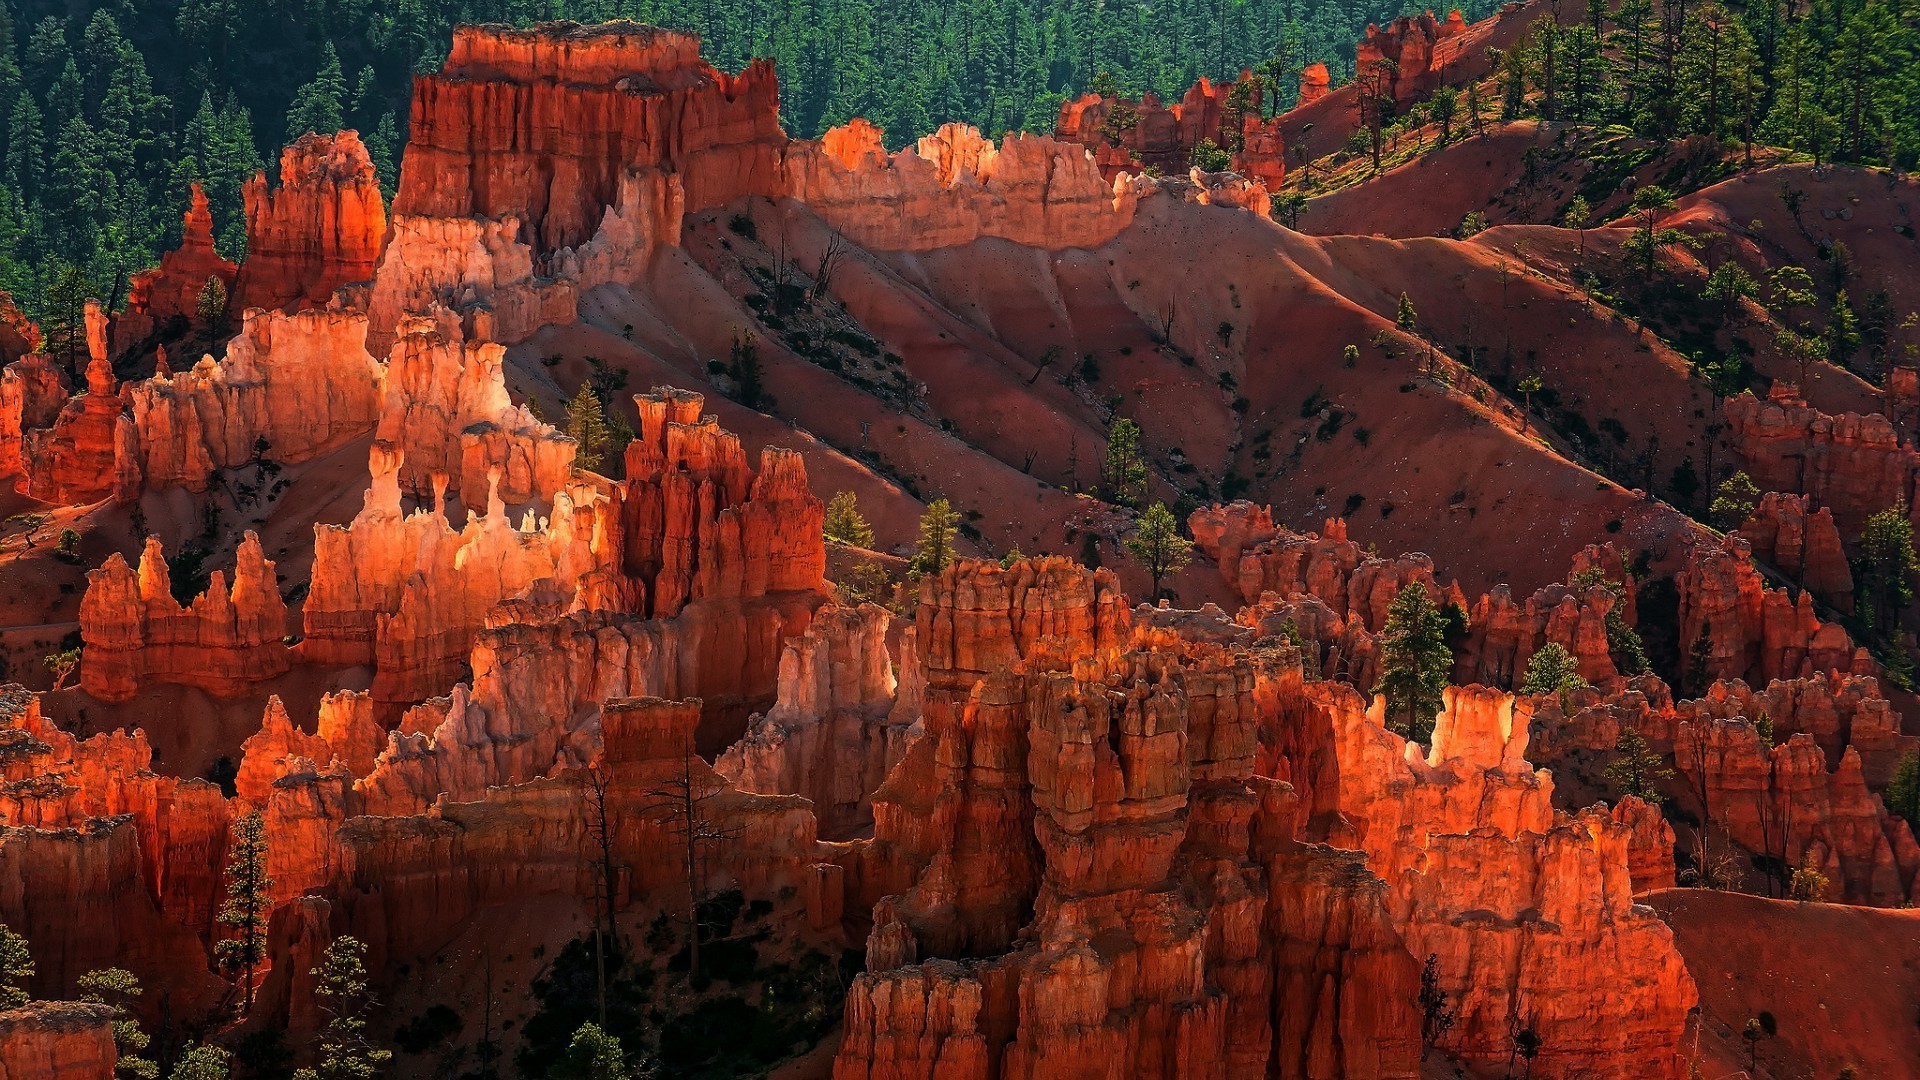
<box><xmin>1603</xmin><ymin>726</ymin><xmax>1673</xmax><ymax>802</ymax></box>
<box><xmin>1374</xmin><ymin>583</ymin><xmax>1453</xmax><ymax>743</ymax></box>
<box><xmin>43</xmin><ymin>262</ymin><xmax>92</xmax><ymax>376</ymax></box>
<box><xmin>77</xmin><ymin>968</ymin><xmax>158</xmax><ymax>1080</ymax></box>
<box><xmin>565</xmin><ymin>383</ymin><xmax>610</xmax><ymax>472</ymax></box>
<box><xmin>167</xmin><ymin>1046</ymin><xmax>230</xmax><ymax>1080</ymax></box>
<box><xmin>286</xmin><ymin>44</ymin><xmax>348</xmax><ymax>140</ymax></box>
<box><xmin>1827</xmin><ymin>292</ymin><xmax>1861</xmax><ymax>365</ymax></box>
<box><xmin>1124</xmin><ymin>502</ymin><xmax>1193</xmax><ymax>601</ymax></box>
<box><xmin>554</xmin><ymin>1023</ymin><xmax>630</xmax><ymax>1080</ymax></box>
<box><xmin>909</xmin><ymin>498</ymin><xmax>959</xmax><ymax>577</ymax></box>
<box><xmin>1857</xmin><ymin>501</ymin><xmax>1918</xmax><ymax>636</ymax></box>
<box><xmin>1686</xmin><ymin>617</ymin><xmax>1717</xmax><ymax>697</ymax></box>
<box><xmin>0</xmin><ymin>923</ymin><xmax>29</xmax><ymax>1007</ymax></box>
<box><xmin>1101</xmin><ymin>418</ymin><xmax>1148</xmax><ymax>509</ymax></box>
<box><xmin>292</xmin><ymin>936</ymin><xmax>391</xmax><ymax>1080</ymax></box>
<box><xmin>1886</xmin><ymin>751</ymin><xmax>1920</xmax><ymax>833</ymax></box>
<box><xmin>5</xmin><ymin>92</ymin><xmax>43</xmax><ymax>200</ymax></box>
<box><xmin>824</xmin><ymin>490</ymin><xmax>875</xmax><ymax>548</ymax></box>
<box><xmin>196</xmin><ymin>275</ymin><xmax>228</xmax><ymax>350</ymax></box>
<box><xmin>215</xmin><ymin>809</ymin><xmax>272</xmax><ymax>1011</ymax></box>
<box><xmin>1708</xmin><ymin>471</ymin><xmax>1761</xmax><ymax>531</ymax></box>
<box><xmin>1395</xmin><ymin>291</ymin><xmax>1418</xmax><ymax>332</ymax></box>
<box><xmin>1520</xmin><ymin>641</ymin><xmax>1589</xmax><ymax>712</ymax></box>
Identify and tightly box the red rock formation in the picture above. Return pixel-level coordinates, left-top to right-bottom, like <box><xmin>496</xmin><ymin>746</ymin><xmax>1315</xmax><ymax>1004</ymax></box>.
<box><xmin>716</xmin><ymin>603</ymin><xmax>913</xmax><ymax>837</ymax></box>
<box><xmin>0</xmin><ymin>818</ymin><xmax>220</xmax><ymax>1003</ymax></box>
<box><xmin>842</xmin><ymin>597</ymin><xmax>1428</xmax><ymax>1080</ymax></box>
<box><xmin>363</xmin><ymin>212</ymin><xmax>579</xmax><ymax>351</ymax></box>
<box><xmin>1738</xmin><ymin>491</ymin><xmax>1855</xmax><ymax>611</ymax></box>
<box><xmin>0</xmin><ymin>353</ymin><xmax>65</xmax><ymax>481</ymax></box>
<box><xmin>1054</xmin><ymin>74</ymin><xmax>1285</xmax><ymax>188</ymax></box>
<box><xmin>303</xmin><ymin>446</ymin><xmax>606</xmax><ymax>709</ymax></box>
<box><xmin>306</xmin><ymin>388</ymin><xmax>825</xmax><ymax>715</ymax></box>
<box><xmin>18</xmin><ymin>329</ymin><xmax>141</xmax><ymax>504</ymax></box>
<box><xmin>0</xmin><ymin>1003</ymin><xmax>117</xmax><ymax>1080</ymax></box>
<box><xmin>394</xmin><ymin>22</ymin><xmax>785</xmax><ymax>254</ymax></box>
<box><xmin>0</xmin><ymin>685</ymin><xmax>230</xmax><ymax>942</ymax></box>
<box><xmin>128</xmin><ymin>307</ymin><xmax>383</xmax><ymax>491</ymax></box>
<box><xmin>1676</xmin><ymin>534</ymin><xmax>1864</xmax><ymax>688</ymax></box>
<box><xmin>1725</xmin><ymin>383</ymin><xmax>1920</xmax><ymax>536</ymax></box>
<box><xmin>1282</xmin><ymin>683</ymin><xmax>1696</xmax><ymax>1074</ymax></box>
<box><xmin>233</xmin><ymin>131</ymin><xmax>388</xmax><ymax>314</ymax></box>
<box><xmin>374</xmin><ymin>313</ymin><xmax>572</xmax><ymax>502</ymax></box>
<box><xmin>1683</xmin><ymin>672</ymin><xmax>1917</xmax><ymax>782</ymax></box>
<box><xmin>1358</xmin><ymin>10</ymin><xmax>1473</xmax><ymax>105</ymax></box>
<box><xmin>79</xmin><ymin>533</ymin><xmax>290</xmax><ymax>702</ymax></box>
<box><xmin>118</xmin><ymin>184</ymin><xmax>239</xmax><ymax>352</ymax></box>
<box><xmin>1298</xmin><ymin>62</ymin><xmax>1332</xmax><ymax>105</ymax></box>
<box><xmin>1611</xmin><ymin>795</ymin><xmax>1678</xmax><ymax>892</ymax></box>
<box><xmin>786</xmin><ymin>121</ymin><xmax>1144</xmax><ymax>252</ymax></box>
<box><xmin>1675</xmin><ymin>717</ymin><xmax>1920</xmax><ymax>903</ymax></box>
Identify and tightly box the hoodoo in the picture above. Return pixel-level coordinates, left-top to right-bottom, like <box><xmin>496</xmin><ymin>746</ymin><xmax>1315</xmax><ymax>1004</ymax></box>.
<box><xmin>0</xmin><ymin>6</ymin><xmax>1913</xmax><ymax>1078</ymax></box>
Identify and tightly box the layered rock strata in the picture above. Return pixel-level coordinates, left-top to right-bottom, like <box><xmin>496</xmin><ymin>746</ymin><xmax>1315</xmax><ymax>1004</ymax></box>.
<box><xmin>233</xmin><ymin>131</ymin><xmax>389</xmax><ymax>314</ymax></box>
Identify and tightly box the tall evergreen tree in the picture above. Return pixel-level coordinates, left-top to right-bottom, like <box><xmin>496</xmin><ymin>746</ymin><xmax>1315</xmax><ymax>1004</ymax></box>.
<box><xmin>286</xmin><ymin>43</ymin><xmax>348</xmax><ymax>140</ymax></box>
<box><xmin>1374</xmin><ymin>583</ymin><xmax>1453</xmax><ymax>743</ymax></box>
<box><xmin>216</xmin><ymin>809</ymin><xmax>273</xmax><ymax>1011</ymax></box>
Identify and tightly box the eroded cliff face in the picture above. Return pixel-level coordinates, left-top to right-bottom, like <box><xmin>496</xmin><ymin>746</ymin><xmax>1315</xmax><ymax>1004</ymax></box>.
<box><xmin>117</xmin><ymin>183</ymin><xmax>238</xmax><ymax>354</ymax></box>
<box><xmin>786</xmin><ymin>121</ymin><xmax>1146</xmax><ymax>252</ymax></box>
<box><xmin>1675</xmin><ymin>717</ymin><xmax>1920</xmax><ymax>904</ymax></box>
<box><xmin>233</xmin><ymin>131</ymin><xmax>389</xmax><ymax>314</ymax></box>
<box><xmin>1358</xmin><ymin>10</ymin><xmax>1472</xmax><ymax>104</ymax></box>
<box><xmin>18</xmin><ymin>313</ymin><xmax>140</xmax><ymax>504</ymax></box>
<box><xmin>79</xmin><ymin>533</ymin><xmax>290</xmax><ymax>702</ymax></box>
<box><xmin>1737</xmin><ymin>491</ymin><xmax>1854</xmax><ymax>611</ymax></box>
<box><xmin>0</xmin><ymin>1003</ymin><xmax>117</xmax><ymax>1080</ymax></box>
<box><xmin>1054</xmin><ymin>74</ymin><xmax>1285</xmax><ymax>189</ymax></box>
<box><xmin>394</xmin><ymin>22</ymin><xmax>784</xmax><ymax>254</ymax></box>
<box><xmin>835</xmin><ymin>559</ymin><xmax>1693</xmax><ymax>1080</ymax></box>
<box><xmin>1726</xmin><ymin>383</ymin><xmax>1920</xmax><ymax>537</ymax></box>
<box><xmin>128</xmin><ymin>307</ymin><xmax>383</xmax><ymax>490</ymax></box>
<box><xmin>1676</xmin><ymin>534</ymin><xmax>1865</xmax><ymax>688</ymax></box>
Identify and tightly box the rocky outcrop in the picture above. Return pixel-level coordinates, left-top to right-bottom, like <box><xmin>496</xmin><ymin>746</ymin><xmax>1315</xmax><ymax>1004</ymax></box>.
<box><xmin>716</xmin><ymin>603</ymin><xmax>913</xmax><ymax>838</ymax></box>
<box><xmin>0</xmin><ymin>818</ymin><xmax>219</xmax><ymax>1003</ymax></box>
<box><xmin>306</xmin><ymin>389</ymin><xmax>824</xmax><ymax>714</ymax></box>
<box><xmin>302</xmin><ymin>445</ymin><xmax>604</xmax><ymax>709</ymax></box>
<box><xmin>127</xmin><ymin>307</ymin><xmax>383</xmax><ymax>491</ymax></box>
<box><xmin>1358</xmin><ymin>10</ymin><xmax>1472</xmax><ymax>105</ymax></box>
<box><xmin>363</xmin><ymin>212</ymin><xmax>579</xmax><ymax>352</ymax></box>
<box><xmin>1682</xmin><ymin>672</ymin><xmax>1915</xmax><ymax>781</ymax></box>
<box><xmin>1297</xmin><ymin>62</ymin><xmax>1332</xmax><ymax>105</ymax></box>
<box><xmin>1725</xmin><ymin>383</ymin><xmax>1920</xmax><ymax>536</ymax></box>
<box><xmin>233</xmin><ymin>131</ymin><xmax>389</xmax><ymax>314</ymax></box>
<box><xmin>0</xmin><ymin>685</ymin><xmax>230</xmax><ymax>942</ymax></box>
<box><xmin>0</xmin><ymin>1003</ymin><xmax>117</xmax><ymax>1080</ymax></box>
<box><xmin>0</xmin><ymin>352</ymin><xmax>65</xmax><ymax>480</ymax></box>
<box><xmin>1611</xmin><ymin>795</ymin><xmax>1677</xmax><ymax>892</ymax></box>
<box><xmin>394</xmin><ymin>22</ymin><xmax>784</xmax><ymax>254</ymax></box>
<box><xmin>842</xmin><ymin>595</ymin><xmax>1428</xmax><ymax>1080</ymax></box>
<box><xmin>1738</xmin><ymin>491</ymin><xmax>1854</xmax><ymax>611</ymax></box>
<box><xmin>1284</xmin><ymin>683</ymin><xmax>1696</xmax><ymax>1075</ymax></box>
<box><xmin>374</xmin><ymin>313</ymin><xmax>573</xmax><ymax>502</ymax></box>
<box><xmin>1189</xmin><ymin>504</ymin><xmax>1462</xmax><ymax>633</ymax></box>
<box><xmin>18</xmin><ymin>318</ymin><xmax>141</xmax><ymax>504</ymax></box>
<box><xmin>1675</xmin><ymin>716</ymin><xmax>1920</xmax><ymax>904</ymax></box>
<box><xmin>118</xmin><ymin>184</ymin><xmax>239</xmax><ymax>353</ymax></box>
<box><xmin>786</xmin><ymin>121</ymin><xmax>1144</xmax><ymax>252</ymax></box>
<box><xmin>1676</xmin><ymin>534</ymin><xmax>1864</xmax><ymax>688</ymax></box>
<box><xmin>79</xmin><ymin>533</ymin><xmax>290</xmax><ymax>702</ymax></box>
<box><xmin>1054</xmin><ymin>74</ymin><xmax>1284</xmax><ymax>188</ymax></box>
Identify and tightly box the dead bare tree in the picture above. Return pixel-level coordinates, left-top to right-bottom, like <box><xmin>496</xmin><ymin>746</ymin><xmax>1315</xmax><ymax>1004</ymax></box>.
<box><xmin>641</xmin><ymin>743</ymin><xmax>742</xmax><ymax>981</ymax></box>
<box><xmin>811</xmin><ymin>230</ymin><xmax>851</xmax><ymax>304</ymax></box>
<box><xmin>582</xmin><ymin>766</ymin><xmax>621</xmax><ymax>1024</ymax></box>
